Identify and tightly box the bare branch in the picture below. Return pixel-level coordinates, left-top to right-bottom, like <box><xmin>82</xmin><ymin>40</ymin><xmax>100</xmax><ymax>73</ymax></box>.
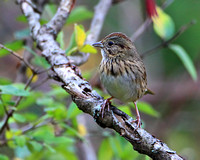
<box><xmin>0</xmin><ymin>43</ymin><xmax>34</xmax><ymax>71</ymax></box>
<box><xmin>46</xmin><ymin>0</ymin><xmax>75</xmax><ymax>35</ymax></box>
<box><xmin>130</xmin><ymin>18</ymin><xmax>152</xmax><ymax>42</ymax></box>
<box><xmin>15</xmin><ymin>0</ymin><xmax>184</xmax><ymax>159</ymax></box>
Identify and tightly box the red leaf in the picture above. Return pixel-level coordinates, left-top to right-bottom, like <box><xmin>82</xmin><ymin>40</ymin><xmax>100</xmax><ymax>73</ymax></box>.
<box><xmin>145</xmin><ymin>0</ymin><xmax>158</xmax><ymax>18</ymax></box>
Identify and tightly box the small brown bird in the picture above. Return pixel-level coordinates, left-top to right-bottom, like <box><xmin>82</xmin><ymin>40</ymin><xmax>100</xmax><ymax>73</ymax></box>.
<box><xmin>93</xmin><ymin>32</ymin><xmax>153</xmax><ymax>128</ymax></box>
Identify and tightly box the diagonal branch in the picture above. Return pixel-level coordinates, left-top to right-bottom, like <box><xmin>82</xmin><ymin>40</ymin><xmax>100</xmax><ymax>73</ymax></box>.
<box><xmin>46</xmin><ymin>0</ymin><xmax>75</xmax><ymax>35</ymax></box>
<box><xmin>16</xmin><ymin>0</ymin><xmax>183</xmax><ymax>159</ymax></box>
<box><xmin>130</xmin><ymin>18</ymin><xmax>152</xmax><ymax>42</ymax></box>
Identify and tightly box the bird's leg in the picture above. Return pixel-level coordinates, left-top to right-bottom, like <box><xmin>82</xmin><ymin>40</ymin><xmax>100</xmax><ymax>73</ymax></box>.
<box><xmin>133</xmin><ymin>102</ymin><xmax>142</xmax><ymax>129</ymax></box>
<box><xmin>101</xmin><ymin>97</ymin><xmax>113</xmax><ymax>118</ymax></box>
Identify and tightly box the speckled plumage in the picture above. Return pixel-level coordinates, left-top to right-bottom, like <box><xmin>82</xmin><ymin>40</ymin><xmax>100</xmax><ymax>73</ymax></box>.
<box><xmin>98</xmin><ymin>32</ymin><xmax>147</xmax><ymax>102</ymax></box>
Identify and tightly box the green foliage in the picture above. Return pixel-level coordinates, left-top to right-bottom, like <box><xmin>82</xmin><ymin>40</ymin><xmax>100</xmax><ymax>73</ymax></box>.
<box><xmin>66</xmin><ymin>24</ymin><xmax>97</xmax><ymax>55</ymax></box>
<box><xmin>169</xmin><ymin>44</ymin><xmax>197</xmax><ymax>81</ymax></box>
<box><xmin>136</xmin><ymin>101</ymin><xmax>160</xmax><ymax>118</ymax></box>
<box><xmin>98</xmin><ymin>138</ymin><xmax>113</xmax><ymax>160</ymax></box>
<box><xmin>153</xmin><ymin>7</ymin><xmax>175</xmax><ymax>40</ymax></box>
<box><xmin>0</xmin><ymin>40</ymin><xmax>24</xmax><ymax>57</ymax></box>
<box><xmin>118</xmin><ymin>102</ymin><xmax>159</xmax><ymax>118</ymax></box>
<box><xmin>44</xmin><ymin>4</ymin><xmax>57</xmax><ymax>19</ymax></box>
<box><xmin>57</xmin><ymin>31</ymin><xmax>65</xmax><ymax>49</ymax></box>
<box><xmin>24</xmin><ymin>46</ymin><xmax>50</xmax><ymax>69</ymax></box>
<box><xmin>13</xmin><ymin>113</ymin><xmax>27</xmax><ymax>123</ymax></box>
<box><xmin>16</xmin><ymin>15</ymin><xmax>27</xmax><ymax>23</ymax></box>
<box><xmin>66</xmin><ymin>102</ymin><xmax>82</xmax><ymax>119</ymax></box>
<box><xmin>0</xmin><ymin>77</ymin><xmax>12</xmax><ymax>85</ymax></box>
<box><xmin>80</xmin><ymin>44</ymin><xmax>97</xmax><ymax>54</ymax></box>
<box><xmin>152</xmin><ymin>6</ymin><xmax>197</xmax><ymax>82</ymax></box>
<box><xmin>66</xmin><ymin>6</ymin><xmax>93</xmax><ymax>24</ymax></box>
<box><xmin>0</xmin><ymin>154</ymin><xmax>9</xmax><ymax>160</ymax></box>
<box><xmin>66</xmin><ymin>31</ymin><xmax>76</xmax><ymax>53</ymax></box>
<box><xmin>98</xmin><ymin>135</ymin><xmax>141</xmax><ymax>160</ymax></box>
<box><xmin>0</xmin><ymin>83</ymin><xmax>30</xmax><ymax>96</ymax></box>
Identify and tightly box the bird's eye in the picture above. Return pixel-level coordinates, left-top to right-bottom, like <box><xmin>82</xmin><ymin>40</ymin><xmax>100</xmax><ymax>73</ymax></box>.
<box><xmin>108</xmin><ymin>41</ymin><xmax>114</xmax><ymax>46</ymax></box>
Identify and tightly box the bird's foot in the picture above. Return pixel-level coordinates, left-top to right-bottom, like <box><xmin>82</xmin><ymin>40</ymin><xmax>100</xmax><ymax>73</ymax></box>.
<box><xmin>131</xmin><ymin>116</ymin><xmax>142</xmax><ymax>129</ymax></box>
<box><xmin>101</xmin><ymin>97</ymin><xmax>113</xmax><ymax>118</ymax></box>
<box><xmin>132</xmin><ymin>102</ymin><xmax>142</xmax><ymax>129</ymax></box>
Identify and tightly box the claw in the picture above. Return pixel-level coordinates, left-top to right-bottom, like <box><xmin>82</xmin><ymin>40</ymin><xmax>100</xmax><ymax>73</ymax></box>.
<box><xmin>100</xmin><ymin>97</ymin><xmax>113</xmax><ymax>118</ymax></box>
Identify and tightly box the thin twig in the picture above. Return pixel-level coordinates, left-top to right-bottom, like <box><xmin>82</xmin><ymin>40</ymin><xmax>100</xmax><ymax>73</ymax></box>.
<box><xmin>131</xmin><ymin>18</ymin><xmax>152</xmax><ymax>42</ymax></box>
<box><xmin>31</xmin><ymin>76</ymin><xmax>50</xmax><ymax>90</ymax></box>
<box><xmin>0</xmin><ymin>44</ymin><xmax>35</xmax><ymax>72</ymax></box>
<box><xmin>0</xmin><ymin>118</ymin><xmax>53</xmax><ymax>146</ymax></box>
<box><xmin>35</xmin><ymin>67</ymin><xmax>52</xmax><ymax>74</ymax></box>
<box><xmin>141</xmin><ymin>20</ymin><xmax>196</xmax><ymax>58</ymax></box>
<box><xmin>21</xmin><ymin>118</ymin><xmax>53</xmax><ymax>134</ymax></box>
<box><xmin>0</xmin><ymin>73</ymin><xmax>35</xmax><ymax>134</ymax></box>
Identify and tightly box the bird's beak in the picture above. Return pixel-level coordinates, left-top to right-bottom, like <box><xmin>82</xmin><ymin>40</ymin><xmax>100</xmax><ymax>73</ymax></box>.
<box><xmin>92</xmin><ymin>41</ymin><xmax>103</xmax><ymax>48</ymax></box>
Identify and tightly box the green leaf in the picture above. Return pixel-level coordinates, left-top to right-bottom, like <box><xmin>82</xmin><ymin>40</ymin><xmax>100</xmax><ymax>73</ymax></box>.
<box><xmin>13</xmin><ymin>113</ymin><xmax>27</xmax><ymax>123</ymax></box>
<box><xmin>118</xmin><ymin>106</ymin><xmax>132</xmax><ymax>117</ymax></box>
<box><xmin>153</xmin><ymin>7</ymin><xmax>175</xmax><ymax>40</ymax></box>
<box><xmin>36</xmin><ymin>97</ymin><xmax>54</xmax><ymax>106</ymax></box>
<box><xmin>16</xmin><ymin>15</ymin><xmax>27</xmax><ymax>23</ymax></box>
<box><xmin>45</xmin><ymin>136</ymin><xmax>75</xmax><ymax>145</ymax></box>
<box><xmin>0</xmin><ymin>154</ymin><xmax>9</xmax><ymax>160</ymax></box>
<box><xmin>18</xmin><ymin>91</ymin><xmax>43</xmax><ymax>110</ymax></box>
<box><xmin>45</xmin><ymin>103</ymin><xmax>67</xmax><ymax>120</ymax></box>
<box><xmin>0</xmin><ymin>84</ymin><xmax>30</xmax><ymax>96</ymax></box>
<box><xmin>67</xmin><ymin>6</ymin><xmax>93</xmax><ymax>24</ymax></box>
<box><xmin>24</xmin><ymin>46</ymin><xmax>50</xmax><ymax>69</ymax></box>
<box><xmin>80</xmin><ymin>44</ymin><xmax>97</xmax><ymax>54</ymax></box>
<box><xmin>169</xmin><ymin>44</ymin><xmax>197</xmax><ymax>81</ymax></box>
<box><xmin>66</xmin><ymin>46</ymin><xmax>78</xmax><ymax>55</ymax></box>
<box><xmin>134</xmin><ymin>101</ymin><xmax>160</xmax><ymax>118</ymax></box>
<box><xmin>67</xmin><ymin>102</ymin><xmax>82</xmax><ymax>119</ymax></box>
<box><xmin>98</xmin><ymin>138</ymin><xmax>113</xmax><ymax>160</ymax></box>
<box><xmin>74</xmin><ymin>24</ymin><xmax>86</xmax><ymax>49</ymax></box>
<box><xmin>0</xmin><ymin>40</ymin><xmax>24</xmax><ymax>57</ymax></box>
<box><xmin>43</xmin><ymin>143</ymin><xmax>56</xmax><ymax>153</ymax></box>
<box><xmin>56</xmin><ymin>31</ymin><xmax>64</xmax><ymax>49</ymax></box>
<box><xmin>66</xmin><ymin>31</ymin><xmax>76</xmax><ymax>54</ymax></box>
<box><xmin>15</xmin><ymin>135</ymin><xmax>26</xmax><ymax>147</ymax></box>
<box><xmin>0</xmin><ymin>77</ymin><xmax>12</xmax><ymax>85</ymax></box>
<box><xmin>47</xmin><ymin>84</ymin><xmax>69</xmax><ymax>98</ymax></box>
<box><xmin>61</xmin><ymin>123</ymin><xmax>82</xmax><ymax>139</ymax></box>
<box><xmin>27</xmin><ymin>141</ymin><xmax>43</xmax><ymax>152</ymax></box>
<box><xmin>45</xmin><ymin>4</ymin><xmax>57</xmax><ymax>18</ymax></box>
<box><xmin>23</xmin><ymin>113</ymin><xmax>38</xmax><ymax>122</ymax></box>
<box><xmin>108</xmin><ymin>137</ymin><xmax>121</xmax><ymax>157</ymax></box>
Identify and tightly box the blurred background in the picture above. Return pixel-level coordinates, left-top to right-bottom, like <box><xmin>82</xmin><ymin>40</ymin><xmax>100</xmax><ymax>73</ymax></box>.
<box><xmin>0</xmin><ymin>0</ymin><xmax>200</xmax><ymax>160</ymax></box>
